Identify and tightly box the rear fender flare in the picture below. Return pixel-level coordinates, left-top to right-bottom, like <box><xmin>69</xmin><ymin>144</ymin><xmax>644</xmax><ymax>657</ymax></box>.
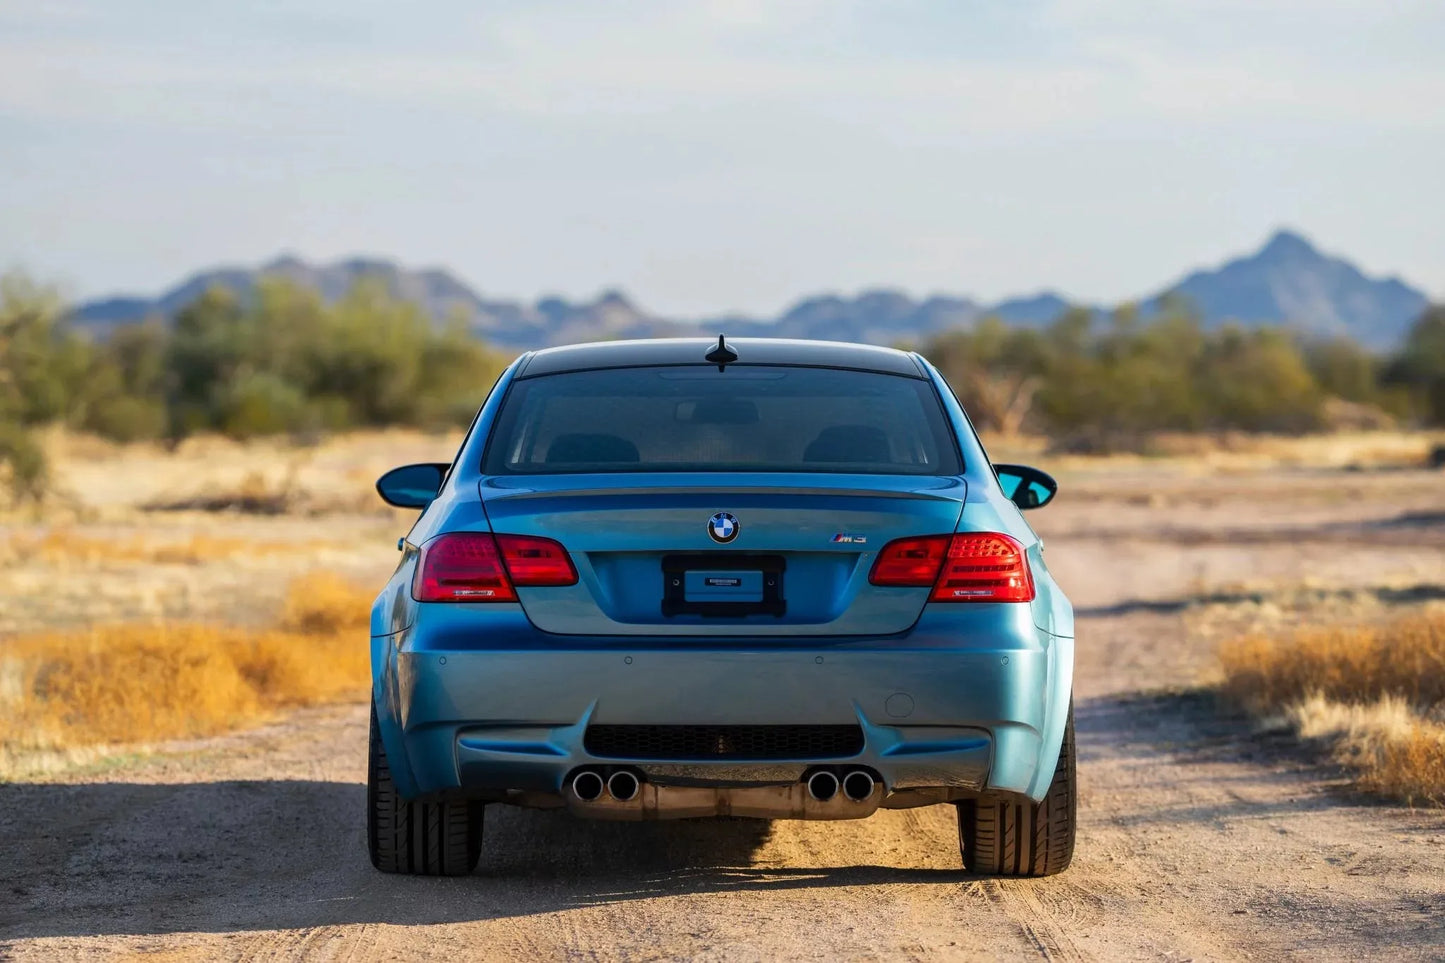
<box><xmin>371</xmin><ymin>630</ymin><xmax>422</xmax><ymax>799</ymax></box>
<box><xmin>1024</xmin><ymin>631</ymin><xmax>1074</xmax><ymax>801</ymax></box>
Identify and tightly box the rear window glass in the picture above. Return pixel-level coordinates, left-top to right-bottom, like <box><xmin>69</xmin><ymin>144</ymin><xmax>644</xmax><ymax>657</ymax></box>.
<box><xmin>484</xmin><ymin>365</ymin><xmax>961</xmax><ymax>475</ymax></box>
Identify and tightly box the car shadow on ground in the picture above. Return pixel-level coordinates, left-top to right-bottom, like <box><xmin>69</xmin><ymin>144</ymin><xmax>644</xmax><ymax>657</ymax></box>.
<box><xmin>0</xmin><ymin>689</ymin><xmax>1424</xmax><ymax>942</ymax></box>
<box><xmin>0</xmin><ymin>773</ymin><xmax>967</xmax><ymax>941</ymax></box>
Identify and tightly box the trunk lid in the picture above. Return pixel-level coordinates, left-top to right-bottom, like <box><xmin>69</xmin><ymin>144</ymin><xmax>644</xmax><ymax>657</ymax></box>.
<box><xmin>480</xmin><ymin>473</ymin><xmax>966</xmax><ymax>636</ymax></box>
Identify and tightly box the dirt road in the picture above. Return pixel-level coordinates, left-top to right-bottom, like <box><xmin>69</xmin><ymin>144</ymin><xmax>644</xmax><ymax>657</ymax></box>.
<box><xmin>3</xmin><ymin>468</ymin><xmax>1444</xmax><ymax>961</ymax></box>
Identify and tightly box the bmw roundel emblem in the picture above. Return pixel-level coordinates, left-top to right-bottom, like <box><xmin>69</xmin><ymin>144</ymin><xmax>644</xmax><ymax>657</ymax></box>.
<box><xmin>707</xmin><ymin>511</ymin><xmax>740</xmax><ymax>543</ymax></box>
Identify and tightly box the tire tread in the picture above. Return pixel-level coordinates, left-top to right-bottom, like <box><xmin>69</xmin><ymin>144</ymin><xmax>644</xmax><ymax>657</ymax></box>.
<box><xmin>959</xmin><ymin>703</ymin><xmax>1075</xmax><ymax>877</ymax></box>
<box><xmin>367</xmin><ymin>705</ymin><xmax>482</xmax><ymax>875</ymax></box>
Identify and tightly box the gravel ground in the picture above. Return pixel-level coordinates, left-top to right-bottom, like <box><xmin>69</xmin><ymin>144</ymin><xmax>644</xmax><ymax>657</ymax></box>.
<box><xmin>2</xmin><ymin>467</ymin><xmax>1443</xmax><ymax>961</ymax></box>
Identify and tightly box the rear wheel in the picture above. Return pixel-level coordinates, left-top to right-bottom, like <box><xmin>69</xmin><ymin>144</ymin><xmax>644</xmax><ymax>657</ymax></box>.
<box><xmin>368</xmin><ymin>705</ymin><xmax>483</xmax><ymax>875</ymax></box>
<box><xmin>958</xmin><ymin>703</ymin><xmax>1075</xmax><ymax>877</ymax></box>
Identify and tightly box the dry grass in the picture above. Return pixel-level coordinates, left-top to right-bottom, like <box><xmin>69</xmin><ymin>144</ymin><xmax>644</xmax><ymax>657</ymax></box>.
<box><xmin>0</xmin><ymin>529</ymin><xmax>299</xmax><ymax>566</ymax></box>
<box><xmin>17</xmin><ymin>426</ymin><xmax>1440</xmax><ymax>525</ymax></box>
<box><xmin>1219</xmin><ymin>610</ymin><xmax>1445</xmax><ymax>806</ymax></box>
<box><xmin>0</xmin><ymin>572</ymin><xmax>373</xmax><ymax>774</ymax></box>
<box><xmin>982</xmin><ymin>428</ymin><xmax>1445</xmax><ymax>472</ymax></box>
<box><xmin>20</xmin><ymin>426</ymin><xmax>461</xmax><ymax>521</ymax></box>
<box><xmin>141</xmin><ymin>469</ymin><xmax>301</xmax><ymax>515</ymax></box>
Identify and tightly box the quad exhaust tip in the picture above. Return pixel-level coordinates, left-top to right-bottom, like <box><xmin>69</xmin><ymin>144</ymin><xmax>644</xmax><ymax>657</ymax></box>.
<box><xmin>806</xmin><ymin>770</ymin><xmax>839</xmax><ymax>802</ymax></box>
<box><xmin>607</xmin><ymin>770</ymin><xmax>641</xmax><ymax>802</ymax></box>
<box><xmin>572</xmin><ymin>770</ymin><xmax>605</xmax><ymax>802</ymax></box>
<box><xmin>842</xmin><ymin>770</ymin><xmax>875</xmax><ymax>802</ymax></box>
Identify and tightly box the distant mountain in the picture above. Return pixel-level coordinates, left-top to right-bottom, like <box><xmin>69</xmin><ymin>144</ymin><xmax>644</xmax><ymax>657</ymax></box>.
<box><xmin>1147</xmin><ymin>230</ymin><xmax>1428</xmax><ymax>349</ymax></box>
<box><xmin>72</xmin><ymin>230</ymin><xmax>1431</xmax><ymax>350</ymax></box>
<box><xmin>71</xmin><ymin>255</ymin><xmax>658</xmax><ymax>350</ymax></box>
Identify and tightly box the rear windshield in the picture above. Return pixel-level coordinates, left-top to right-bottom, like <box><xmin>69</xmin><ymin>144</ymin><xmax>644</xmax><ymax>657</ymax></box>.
<box><xmin>483</xmin><ymin>365</ymin><xmax>961</xmax><ymax>475</ymax></box>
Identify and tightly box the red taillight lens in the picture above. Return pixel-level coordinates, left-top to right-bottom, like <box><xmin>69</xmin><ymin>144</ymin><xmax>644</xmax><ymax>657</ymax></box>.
<box><xmin>495</xmin><ymin>534</ymin><xmax>578</xmax><ymax>586</ymax></box>
<box><xmin>414</xmin><ymin>533</ymin><xmax>516</xmax><ymax>602</ymax></box>
<box><xmin>413</xmin><ymin>532</ymin><xmax>578</xmax><ymax>602</ymax></box>
<box><xmin>868</xmin><ymin>535</ymin><xmax>951</xmax><ymax>586</ymax></box>
<box><xmin>930</xmin><ymin>532</ymin><xmax>1034</xmax><ymax>602</ymax></box>
<box><xmin>869</xmin><ymin>532</ymin><xmax>1035</xmax><ymax>602</ymax></box>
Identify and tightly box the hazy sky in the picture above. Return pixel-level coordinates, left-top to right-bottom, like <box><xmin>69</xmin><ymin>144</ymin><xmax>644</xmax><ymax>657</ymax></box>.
<box><xmin>2</xmin><ymin>0</ymin><xmax>1442</xmax><ymax>315</ymax></box>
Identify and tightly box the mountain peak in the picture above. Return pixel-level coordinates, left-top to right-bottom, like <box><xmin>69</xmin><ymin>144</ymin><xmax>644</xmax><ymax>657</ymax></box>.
<box><xmin>262</xmin><ymin>253</ymin><xmax>307</xmax><ymax>272</ymax></box>
<box><xmin>1258</xmin><ymin>228</ymin><xmax>1318</xmax><ymax>260</ymax></box>
<box><xmin>593</xmin><ymin>289</ymin><xmax>636</xmax><ymax>310</ymax></box>
<box><xmin>1153</xmin><ymin>229</ymin><xmax>1427</xmax><ymax>347</ymax></box>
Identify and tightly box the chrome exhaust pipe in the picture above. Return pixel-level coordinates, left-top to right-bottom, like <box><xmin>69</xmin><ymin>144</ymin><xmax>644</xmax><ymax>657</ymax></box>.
<box><xmin>606</xmin><ymin>770</ymin><xmax>640</xmax><ymax>802</ymax></box>
<box><xmin>842</xmin><ymin>770</ymin><xmax>876</xmax><ymax>802</ymax></box>
<box><xmin>806</xmin><ymin>770</ymin><xmax>839</xmax><ymax>802</ymax></box>
<box><xmin>571</xmin><ymin>770</ymin><xmax>605</xmax><ymax>802</ymax></box>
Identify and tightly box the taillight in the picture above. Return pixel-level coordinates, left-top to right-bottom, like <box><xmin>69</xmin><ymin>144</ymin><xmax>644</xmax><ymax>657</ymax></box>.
<box><xmin>495</xmin><ymin>534</ymin><xmax>578</xmax><ymax>586</ymax></box>
<box><xmin>413</xmin><ymin>533</ymin><xmax>577</xmax><ymax>602</ymax></box>
<box><xmin>930</xmin><ymin>532</ymin><xmax>1034</xmax><ymax>602</ymax></box>
<box><xmin>869</xmin><ymin>532</ymin><xmax>1035</xmax><ymax>603</ymax></box>
<box><xmin>414</xmin><ymin>533</ymin><xmax>515</xmax><ymax>602</ymax></box>
<box><xmin>868</xmin><ymin>535</ymin><xmax>951</xmax><ymax>586</ymax></box>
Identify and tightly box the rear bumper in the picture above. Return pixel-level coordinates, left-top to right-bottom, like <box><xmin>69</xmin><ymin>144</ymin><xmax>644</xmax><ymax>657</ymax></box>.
<box><xmin>372</xmin><ymin>603</ymin><xmax>1073</xmax><ymax>810</ymax></box>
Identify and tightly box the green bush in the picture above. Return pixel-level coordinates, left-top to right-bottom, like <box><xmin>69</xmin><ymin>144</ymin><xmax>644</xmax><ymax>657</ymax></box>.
<box><xmin>85</xmin><ymin>395</ymin><xmax>169</xmax><ymax>443</ymax></box>
<box><xmin>0</xmin><ymin>423</ymin><xmax>47</xmax><ymax>505</ymax></box>
<box><xmin>217</xmin><ymin>371</ymin><xmax>311</xmax><ymax>439</ymax></box>
<box><xmin>1387</xmin><ymin>306</ymin><xmax>1445</xmax><ymax>425</ymax></box>
<box><xmin>3</xmin><ymin>266</ymin><xmax>1442</xmax><ymax>462</ymax></box>
<box><xmin>922</xmin><ymin>302</ymin><xmax>1347</xmax><ymax>447</ymax></box>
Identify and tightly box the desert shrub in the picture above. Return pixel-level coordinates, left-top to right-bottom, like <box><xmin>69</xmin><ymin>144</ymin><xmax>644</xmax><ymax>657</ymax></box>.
<box><xmin>79</xmin><ymin>321</ymin><xmax>171</xmax><ymax>441</ymax></box>
<box><xmin>1386</xmin><ymin>306</ymin><xmax>1445</xmax><ymax>425</ymax></box>
<box><xmin>0</xmin><ymin>424</ymin><xmax>47</xmax><ymax>504</ymax></box>
<box><xmin>1219</xmin><ymin>611</ymin><xmax>1445</xmax><ymax>806</ymax></box>
<box><xmin>1219</xmin><ymin>613</ymin><xmax>1445</xmax><ymax>710</ymax></box>
<box><xmin>924</xmin><ymin>302</ymin><xmax>1340</xmax><ymax>446</ymax></box>
<box><xmin>278</xmin><ymin>571</ymin><xmax>374</xmax><ymax>635</ymax></box>
<box><xmin>140</xmin><ymin>276</ymin><xmax>508</xmax><ymax>439</ymax></box>
<box><xmin>0</xmin><ymin>574</ymin><xmax>374</xmax><ymax>759</ymax></box>
<box><xmin>1197</xmin><ymin>326</ymin><xmax>1324</xmax><ymax>432</ymax></box>
<box><xmin>0</xmin><ymin>272</ymin><xmax>96</xmax><ymax>500</ymax></box>
<box><xmin>217</xmin><ymin>371</ymin><xmax>310</xmax><ymax>439</ymax></box>
<box><xmin>3</xmin><ymin>266</ymin><xmax>1439</xmax><ymax>451</ymax></box>
<box><xmin>1305</xmin><ymin>336</ymin><xmax>1384</xmax><ymax>405</ymax></box>
<box><xmin>83</xmin><ymin>395</ymin><xmax>169</xmax><ymax>443</ymax></box>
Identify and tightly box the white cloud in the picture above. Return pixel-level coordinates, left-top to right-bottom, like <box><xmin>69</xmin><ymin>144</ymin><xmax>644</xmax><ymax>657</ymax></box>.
<box><xmin>3</xmin><ymin>0</ymin><xmax>1441</xmax><ymax>131</ymax></box>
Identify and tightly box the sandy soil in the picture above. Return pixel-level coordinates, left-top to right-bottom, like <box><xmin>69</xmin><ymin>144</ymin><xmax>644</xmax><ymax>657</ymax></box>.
<box><xmin>2</xmin><ymin>463</ymin><xmax>1443</xmax><ymax>961</ymax></box>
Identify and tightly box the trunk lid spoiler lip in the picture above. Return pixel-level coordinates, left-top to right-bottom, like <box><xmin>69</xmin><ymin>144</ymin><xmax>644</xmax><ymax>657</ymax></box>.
<box><xmin>479</xmin><ymin>473</ymin><xmax>966</xmax><ymax>503</ymax></box>
<box><xmin>483</xmin><ymin>484</ymin><xmax>965</xmax><ymax>503</ymax></box>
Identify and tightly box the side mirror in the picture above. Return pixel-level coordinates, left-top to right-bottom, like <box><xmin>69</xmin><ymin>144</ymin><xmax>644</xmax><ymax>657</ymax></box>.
<box><xmin>993</xmin><ymin>463</ymin><xmax>1057</xmax><ymax>510</ymax></box>
<box><xmin>376</xmin><ymin>463</ymin><xmax>449</xmax><ymax>508</ymax></box>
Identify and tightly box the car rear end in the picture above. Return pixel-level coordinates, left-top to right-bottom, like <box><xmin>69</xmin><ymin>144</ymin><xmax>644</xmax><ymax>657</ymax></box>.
<box><xmin>368</xmin><ymin>338</ymin><xmax>1075</xmax><ymax>875</ymax></box>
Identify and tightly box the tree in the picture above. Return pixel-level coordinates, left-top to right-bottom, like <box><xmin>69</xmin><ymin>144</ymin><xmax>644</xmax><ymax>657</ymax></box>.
<box><xmin>0</xmin><ymin>272</ymin><xmax>94</xmax><ymax>501</ymax></box>
<box><xmin>1386</xmin><ymin>306</ymin><xmax>1445</xmax><ymax>424</ymax></box>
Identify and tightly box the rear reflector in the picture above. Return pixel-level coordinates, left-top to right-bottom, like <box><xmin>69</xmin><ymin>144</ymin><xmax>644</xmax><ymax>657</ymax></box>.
<box><xmin>413</xmin><ymin>532</ymin><xmax>577</xmax><ymax>602</ymax></box>
<box><xmin>869</xmin><ymin>532</ymin><xmax>1035</xmax><ymax>603</ymax></box>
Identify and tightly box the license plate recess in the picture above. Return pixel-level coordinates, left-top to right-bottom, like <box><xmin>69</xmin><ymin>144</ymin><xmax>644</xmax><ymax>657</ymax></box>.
<box><xmin>661</xmin><ymin>554</ymin><xmax>786</xmax><ymax>618</ymax></box>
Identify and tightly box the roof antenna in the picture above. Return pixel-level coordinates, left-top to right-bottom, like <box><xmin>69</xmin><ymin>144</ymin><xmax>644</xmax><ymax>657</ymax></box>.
<box><xmin>704</xmin><ymin>334</ymin><xmax>738</xmax><ymax>371</ymax></box>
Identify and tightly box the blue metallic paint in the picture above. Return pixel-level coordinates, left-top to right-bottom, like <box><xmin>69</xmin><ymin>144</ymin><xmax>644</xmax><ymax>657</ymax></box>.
<box><xmin>370</xmin><ymin>346</ymin><xmax>1075</xmax><ymax>809</ymax></box>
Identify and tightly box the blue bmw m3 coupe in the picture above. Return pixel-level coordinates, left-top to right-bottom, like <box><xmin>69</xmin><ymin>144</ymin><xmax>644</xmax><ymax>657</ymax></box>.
<box><xmin>368</xmin><ymin>337</ymin><xmax>1075</xmax><ymax>877</ymax></box>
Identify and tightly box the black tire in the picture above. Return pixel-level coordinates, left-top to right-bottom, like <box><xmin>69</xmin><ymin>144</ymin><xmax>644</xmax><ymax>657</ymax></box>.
<box><xmin>959</xmin><ymin>703</ymin><xmax>1075</xmax><ymax>877</ymax></box>
<box><xmin>368</xmin><ymin>704</ymin><xmax>483</xmax><ymax>876</ymax></box>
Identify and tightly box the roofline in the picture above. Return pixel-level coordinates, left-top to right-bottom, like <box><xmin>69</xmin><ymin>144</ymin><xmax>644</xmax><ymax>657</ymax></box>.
<box><xmin>514</xmin><ymin>337</ymin><xmax>928</xmax><ymax>379</ymax></box>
